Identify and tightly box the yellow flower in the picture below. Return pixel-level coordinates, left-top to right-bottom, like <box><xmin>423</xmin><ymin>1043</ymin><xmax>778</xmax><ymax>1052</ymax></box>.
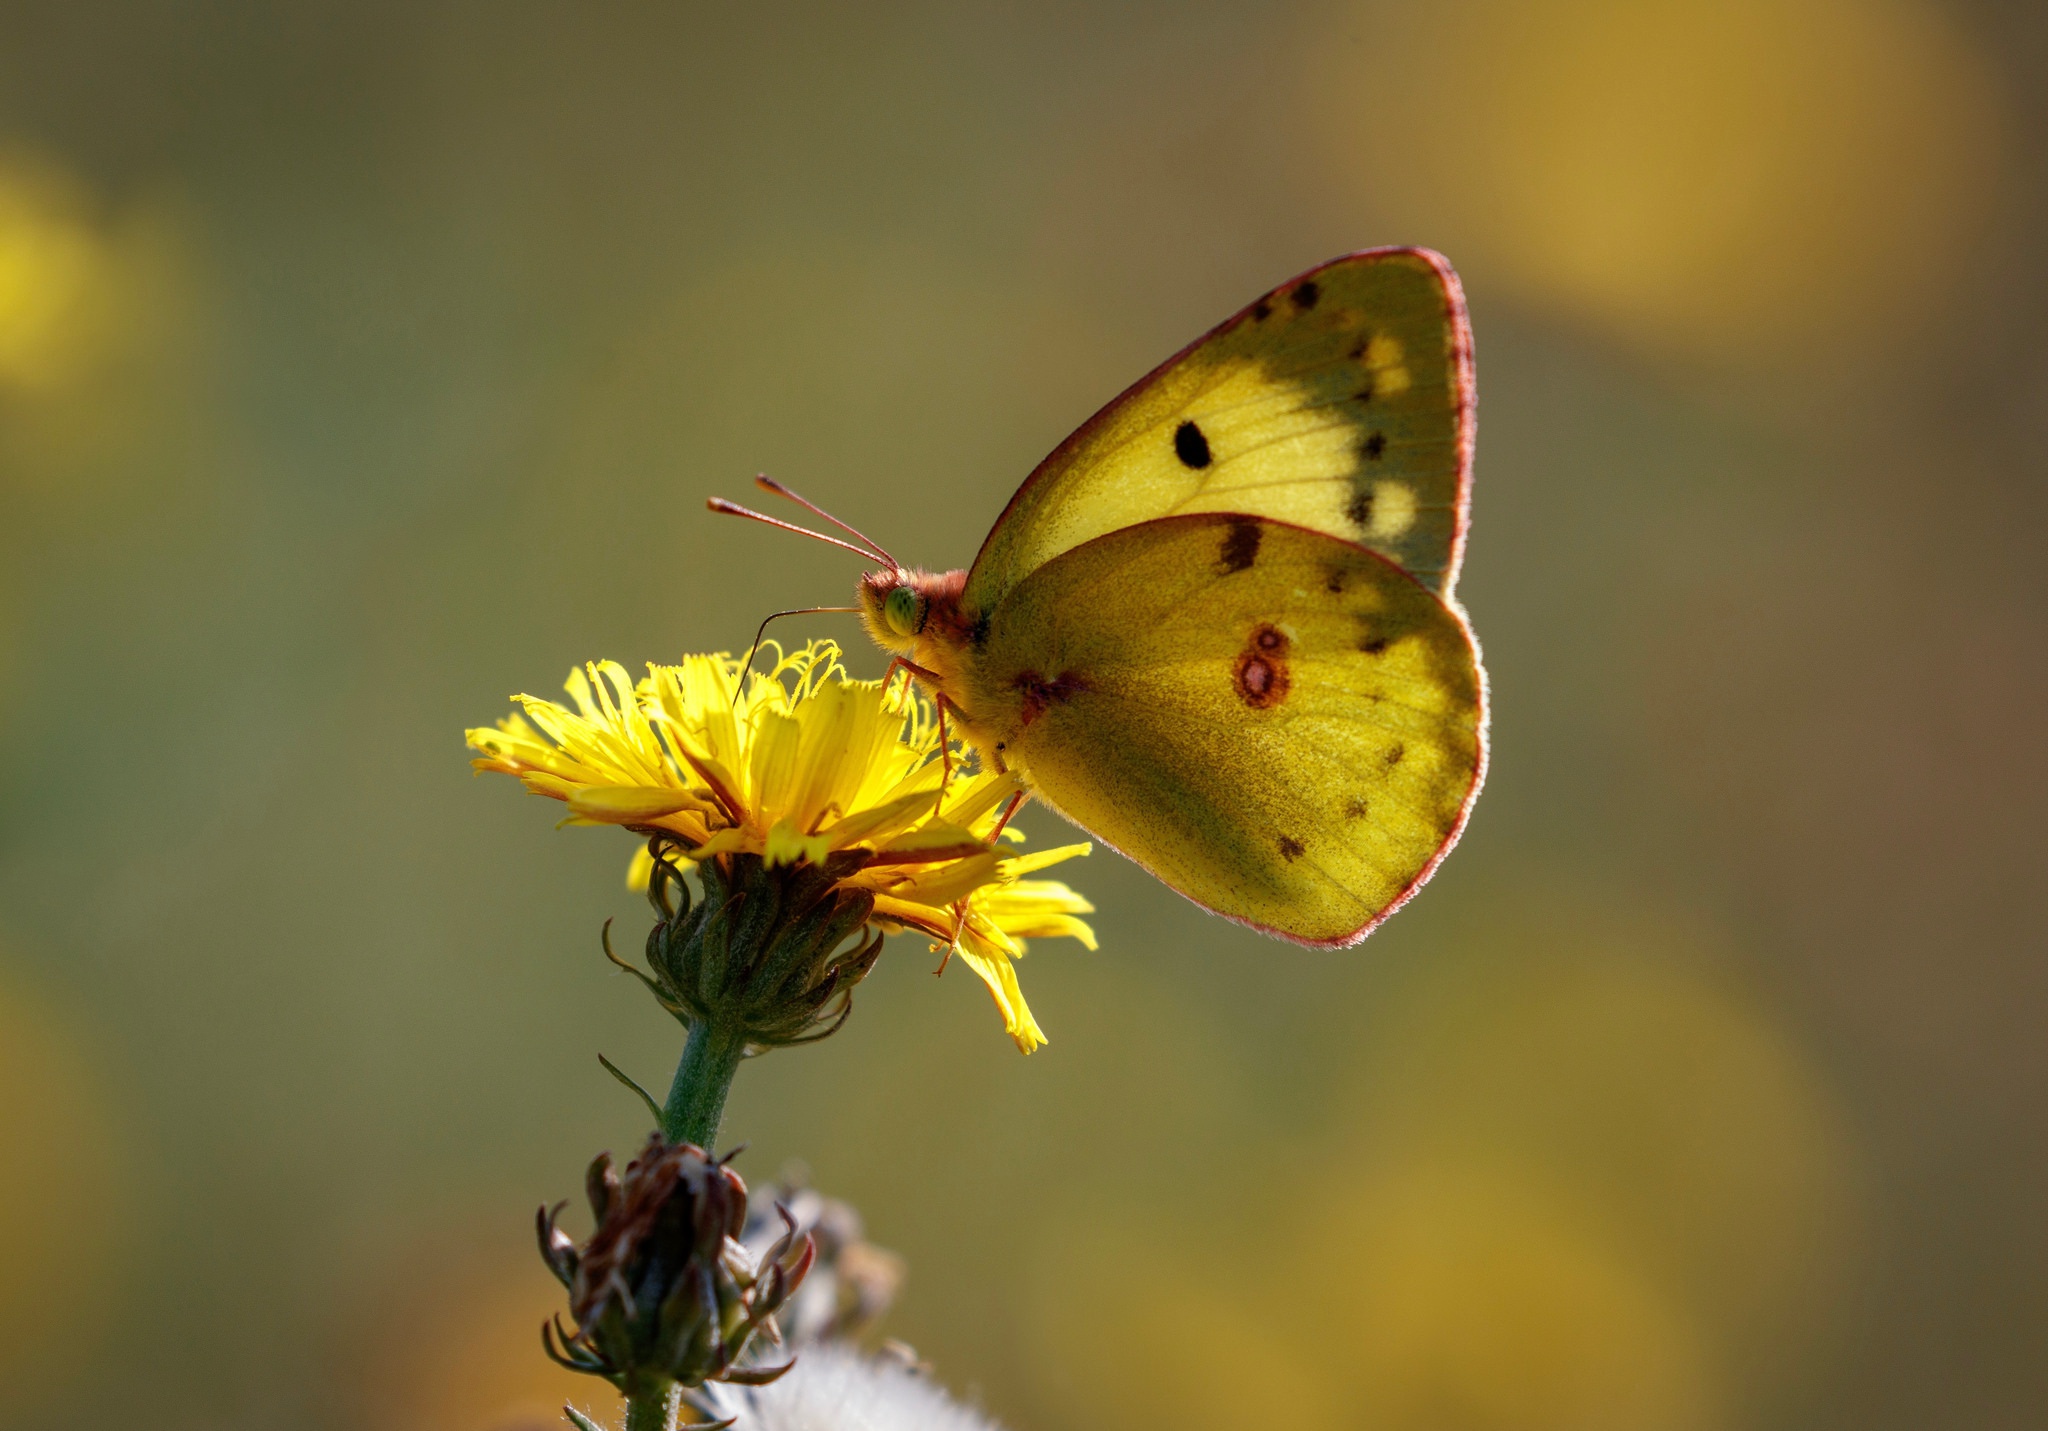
<box><xmin>467</xmin><ymin>641</ymin><xmax>1093</xmax><ymax>1052</ymax></box>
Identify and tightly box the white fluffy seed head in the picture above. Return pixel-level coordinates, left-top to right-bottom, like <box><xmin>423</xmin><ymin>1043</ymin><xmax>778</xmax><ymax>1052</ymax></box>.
<box><xmin>704</xmin><ymin>1344</ymin><xmax>1004</xmax><ymax>1431</ymax></box>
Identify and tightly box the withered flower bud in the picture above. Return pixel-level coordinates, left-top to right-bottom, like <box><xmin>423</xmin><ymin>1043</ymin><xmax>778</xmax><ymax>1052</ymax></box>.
<box><xmin>612</xmin><ymin>840</ymin><xmax>887</xmax><ymax>1051</ymax></box>
<box><xmin>740</xmin><ymin>1174</ymin><xmax>905</xmax><ymax>1347</ymax></box>
<box><xmin>540</xmin><ymin>1133</ymin><xmax>815</xmax><ymax>1399</ymax></box>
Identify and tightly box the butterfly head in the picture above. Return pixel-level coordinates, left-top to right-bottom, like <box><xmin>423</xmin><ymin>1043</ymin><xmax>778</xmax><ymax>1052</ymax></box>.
<box><xmin>858</xmin><ymin>569</ymin><xmax>930</xmax><ymax>654</ymax></box>
<box><xmin>857</xmin><ymin>566</ymin><xmax>972</xmax><ymax>659</ymax></box>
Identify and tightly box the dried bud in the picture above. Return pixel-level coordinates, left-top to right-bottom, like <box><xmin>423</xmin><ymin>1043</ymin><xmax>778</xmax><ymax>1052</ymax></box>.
<box><xmin>539</xmin><ymin>1133</ymin><xmax>815</xmax><ymax>1398</ymax></box>
<box><xmin>741</xmin><ymin>1173</ymin><xmax>905</xmax><ymax>1347</ymax></box>
<box><xmin>616</xmin><ymin>843</ymin><xmax>887</xmax><ymax>1051</ymax></box>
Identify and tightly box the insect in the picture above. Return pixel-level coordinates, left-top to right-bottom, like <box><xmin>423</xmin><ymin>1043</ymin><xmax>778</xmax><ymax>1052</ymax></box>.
<box><xmin>713</xmin><ymin>249</ymin><xmax>1487</xmax><ymax>946</ymax></box>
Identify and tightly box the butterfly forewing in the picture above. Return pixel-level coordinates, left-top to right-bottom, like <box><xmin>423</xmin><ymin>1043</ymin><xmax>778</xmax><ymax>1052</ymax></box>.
<box><xmin>963</xmin><ymin>249</ymin><xmax>1474</xmax><ymax>619</ymax></box>
<box><xmin>967</xmin><ymin>514</ymin><xmax>1485</xmax><ymax>946</ymax></box>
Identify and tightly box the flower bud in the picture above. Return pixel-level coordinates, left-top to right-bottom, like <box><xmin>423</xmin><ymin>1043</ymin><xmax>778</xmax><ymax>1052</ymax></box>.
<box><xmin>539</xmin><ymin>1133</ymin><xmax>815</xmax><ymax>1397</ymax></box>
<box><xmin>625</xmin><ymin>842</ymin><xmax>887</xmax><ymax>1050</ymax></box>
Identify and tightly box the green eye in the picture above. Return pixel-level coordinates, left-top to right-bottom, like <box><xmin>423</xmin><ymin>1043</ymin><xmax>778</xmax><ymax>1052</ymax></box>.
<box><xmin>884</xmin><ymin>586</ymin><xmax>922</xmax><ymax>636</ymax></box>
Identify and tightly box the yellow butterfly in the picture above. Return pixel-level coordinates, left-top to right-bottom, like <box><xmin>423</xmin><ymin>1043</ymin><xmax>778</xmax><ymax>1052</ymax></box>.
<box><xmin>715</xmin><ymin>249</ymin><xmax>1487</xmax><ymax>946</ymax></box>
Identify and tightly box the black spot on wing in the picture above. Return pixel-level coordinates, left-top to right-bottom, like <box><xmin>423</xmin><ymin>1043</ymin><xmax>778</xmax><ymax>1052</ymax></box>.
<box><xmin>1251</xmin><ymin>299</ymin><xmax>1272</xmax><ymax>322</ymax></box>
<box><xmin>1278</xmin><ymin>834</ymin><xmax>1306</xmax><ymax>861</ymax></box>
<box><xmin>1218</xmin><ymin>520</ymin><xmax>1261</xmax><ymax>574</ymax></box>
<box><xmin>1347</xmin><ymin>487</ymin><xmax>1373</xmax><ymax>530</ymax></box>
<box><xmin>1174</xmin><ymin>420</ymin><xmax>1212</xmax><ymax>469</ymax></box>
<box><xmin>1384</xmin><ymin>742</ymin><xmax>1406</xmax><ymax>767</ymax></box>
<box><xmin>1362</xmin><ymin>431</ymin><xmax>1387</xmax><ymax>461</ymax></box>
<box><xmin>1291</xmin><ymin>280</ymin><xmax>1320</xmax><ymax>311</ymax></box>
<box><xmin>1351</xmin><ymin>333</ymin><xmax>1378</xmax><ymax>402</ymax></box>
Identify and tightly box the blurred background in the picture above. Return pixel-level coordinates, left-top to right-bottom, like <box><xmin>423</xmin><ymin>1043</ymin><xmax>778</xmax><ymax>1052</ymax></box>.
<box><xmin>1</xmin><ymin>2</ymin><xmax>2043</xmax><ymax>1428</ymax></box>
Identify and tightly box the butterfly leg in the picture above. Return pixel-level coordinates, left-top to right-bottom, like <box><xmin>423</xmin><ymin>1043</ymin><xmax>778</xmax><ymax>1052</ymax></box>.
<box><xmin>933</xmin><ymin>903</ymin><xmax>965</xmax><ymax>976</ymax></box>
<box><xmin>986</xmin><ymin>790</ymin><xmax>1025</xmax><ymax>845</ymax></box>
<box><xmin>880</xmin><ymin>655</ymin><xmax>969</xmax><ymax>802</ymax></box>
<box><xmin>931</xmin><ymin>689</ymin><xmax>994</xmax><ymax>806</ymax></box>
<box><xmin>880</xmin><ymin>655</ymin><xmax>946</xmax><ymax>701</ymax></box>
<box><xmin>932</xmin><ymin>793</ymin><xmax>1025</xmax><ymax>977</ymax></box>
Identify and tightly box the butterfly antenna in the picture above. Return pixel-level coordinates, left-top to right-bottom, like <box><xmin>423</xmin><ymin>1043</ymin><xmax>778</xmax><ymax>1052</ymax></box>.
<box><xmin>753</xmin><ymin>475</ymin><xmax>897</xmax><ymax>569</ymax></box>
<box><xmin>706</xmin><ymin>498</ymin><xmax>890</xmax><ymax>564</ymax></box>
<box><xmin>731</xmin><ymin>606</ymin><xmax>862</xmax><ymax>708</ymax></box>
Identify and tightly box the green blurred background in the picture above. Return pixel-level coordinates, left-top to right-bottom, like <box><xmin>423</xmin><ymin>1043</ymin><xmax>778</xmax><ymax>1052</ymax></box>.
<box><xmin>2</xmin><ymin>2</ymin><xmax>2043</xmax><ymax>1428</ymax></box>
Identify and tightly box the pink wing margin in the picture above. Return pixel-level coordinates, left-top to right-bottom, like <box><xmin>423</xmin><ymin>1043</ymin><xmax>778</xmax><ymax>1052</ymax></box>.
<box><xmin>966</xmin><ymin>247</ymin><xmax>1480</xmax><ymax>604</ymax></box>
<box><xmin>976</xmin><ymin>250</ymin><xmax>1485</xmax><ymax>946</ymax></box>
<box><xmin>1296</xmin><ymin>598</ymin><xmax>1487</xmax><ymax>950</ymax></box>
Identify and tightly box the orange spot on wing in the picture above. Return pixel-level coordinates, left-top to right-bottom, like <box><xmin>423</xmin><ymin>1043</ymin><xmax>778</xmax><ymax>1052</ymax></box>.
<box><xmin>1234</xmin><ymin>624</ymin><xmax>1292</xmax><ymax>708</ymax></box>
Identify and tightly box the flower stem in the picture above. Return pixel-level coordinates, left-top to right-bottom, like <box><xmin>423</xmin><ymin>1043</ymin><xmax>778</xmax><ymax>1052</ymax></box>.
<box><xmin>663</xmin><ymin>1018</ymin><xmax>745</xmax><ymax>1148</ymax></box>
<box><xmin>624</xmin><ymin>1383</ymin><xmax>677</xmax><ymax>1431</ymax></box>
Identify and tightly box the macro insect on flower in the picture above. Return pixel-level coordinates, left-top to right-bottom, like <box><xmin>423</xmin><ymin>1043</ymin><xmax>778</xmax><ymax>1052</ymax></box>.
<box><xmin>467</xmin><ymin>641</ymin><xmax>1094</xmax><ymax>1052</ymax></box>
<box><xmin>713</xmin><ymin>249</ymin><xmax>1487</xmax><ymax>949</ymax></box>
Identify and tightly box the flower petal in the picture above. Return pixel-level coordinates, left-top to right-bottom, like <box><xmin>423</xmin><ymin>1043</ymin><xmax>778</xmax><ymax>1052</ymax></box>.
<box><xmin>568</xmin><ymin>785</ymin><xmax>713</xmax><ymax>822</ymax></box>
<box><xmin>764</xmin><ymin>818</ymin><xmax>833</xmax><ymax>868</ymax></box>
<box><xmin>816</xmin><ymin>788</ymin><xmax>943</xmax><ymax>851</ymax></box>
<box><xmin>868</xmin><ymin>896</ymin><xmax>954</xmax><ymax>941</ymax></box>
<box><xmin>466</xmin><ymin>638</ymin><xmax>1099</xmax><ymax>1057</ymax></box>
<box><xmin>879</xmin><ymin>848</ymin><xmax>1004</xmax><ymax>907</ymax></box>
<box><xmin>953</xmin><ymin>924</ymin><xmax>1047</xmax><ymax>1054</ymax></box>
<box><xmin>997</xmin><ymin>842</ymin><xmax>1093</xmax><ymax>879</ymax></box>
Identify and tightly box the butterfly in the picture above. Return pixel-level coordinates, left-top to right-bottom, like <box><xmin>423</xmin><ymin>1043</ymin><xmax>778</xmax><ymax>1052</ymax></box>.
<box><xmin>714</xmin><ymin>249</ymin><xmax>1487</xmax><ymax>946</ymax></box>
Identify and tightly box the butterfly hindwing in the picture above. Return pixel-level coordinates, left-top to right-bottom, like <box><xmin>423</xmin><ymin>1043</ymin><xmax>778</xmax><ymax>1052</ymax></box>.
<box><xmin>965</xmin><ymin>513</ymin><xmax>1485</xmax><ymax>946</ymax></box>
<box><xmin>963</xmin><ymin>249</ymin><xmax>1474</xmax><ymax>620</ymax></box>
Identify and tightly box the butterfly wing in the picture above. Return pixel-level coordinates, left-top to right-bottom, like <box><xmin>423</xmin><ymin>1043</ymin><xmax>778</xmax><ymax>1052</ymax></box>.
<box><xmin>963</xmin><ymin>249</ymin><xmax>1474</xmax><ymax>620</ymax></box>
<box><xmin>967</xmin><ymin>513</ymin><xmax>1486</xmax><ymax>946</ymax></box>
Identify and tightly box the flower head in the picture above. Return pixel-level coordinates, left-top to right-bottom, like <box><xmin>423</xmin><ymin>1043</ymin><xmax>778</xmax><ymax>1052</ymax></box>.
<box><xmin>467</xmin><ymin>641</ymin><xmax>1094</xmax><ymax>1051</ymax></box>
<box><xmin>540</xmin><ymin>1134</ymin><xmax>811</xmax><ymax>1397</ymax></box>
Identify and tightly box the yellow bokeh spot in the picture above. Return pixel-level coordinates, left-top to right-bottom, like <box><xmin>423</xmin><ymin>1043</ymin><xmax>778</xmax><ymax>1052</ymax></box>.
<box><xmin>1032</xmin><ymin>1172</ymin><xmax>1713</xmax><ymax>1431</ymax></box>
<box><xmin>0</xmin><ymin>155</ymin><xmax>118</xmax><ymax>393</ymax></box>
<box><xmin>0</xmin><ymin>146</ymin><xmax>202</xmax><ymax>523</ymax></box>
<box><xmin>1306</xmin><ymin>0</ymin><xmax>2006</xmax><ymax>360</ymax></box>
<box><xmin>0</xmin><ymin>966</ymin><xmax>133</xmax><ymax>1414</ymax></box>
<box><xmin>1030</xmin><ymin>1228</ymin><xmax>1344</xmax><ymax>1431</ymax></box>
<box><xmin>1023</xmin><ymin>888</ymin><xmax>1860</xmax><ymax>1431</ymax></box>
<box><xmin>1322</xmin><ymin>1165</ymin><xmax>1716</xmax><ymax>1431</ymax></box>
<box><xmin>1323</xmin><ymin>893</ymin><xmax>1864</xmax><ymax>1418</ymax></box>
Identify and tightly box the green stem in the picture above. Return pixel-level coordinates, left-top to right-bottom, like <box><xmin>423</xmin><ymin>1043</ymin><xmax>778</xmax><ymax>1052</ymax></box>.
<box><xmin>663</xmin><ymin>1018</ymin><xmax>745</xmax><ymax>1149</ymax></box>
<box><xmin>624</xmin><ymin>1383</ymin><xmax>676</xmax><ymax>1431</ymax></box>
